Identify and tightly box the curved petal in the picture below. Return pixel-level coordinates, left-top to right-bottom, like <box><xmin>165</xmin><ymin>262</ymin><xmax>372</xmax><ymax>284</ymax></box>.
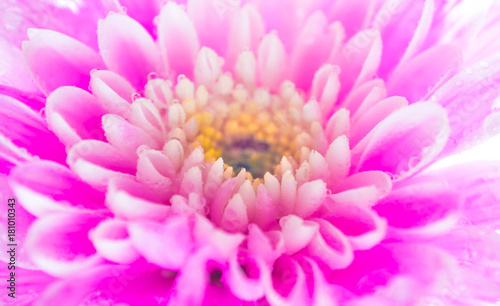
<box><xmin>257</xmin><ymin>33</ymin><xmax>287</xmax><ymax>91</ymax></box>
<box><xmin>158</xmin><ymin>2</ymin><xmax>200</xmax><ymax>78</ymax></box>
<box><xmin>89</xmin><ymin>69</ymin><xmax>134</xmax><ymax>117</ymax></box>
<box><xmin>25</xmin><ymin>213</ymin><xmax>104</xmax><ymax>277</ymax></box>
<box><xmin>22</xmin><ymin>29</ymin><xmax>105</xmax><ymax>95</ymax></box>
<box><xmin>9</xmin><ymin>160</ymin><xmax>105</xmax><ymax>217</ymax></box>
<box><xmin>374</xmin><ymin>176</ymin><xmax>461</xmax><ymax>238</ymax></box>
<box><xmin>97</xmin><ymin>13</ymin><xmax>161</xmax><ymax>88</ymax></box>
<box><xmin>89</xmin><ymin>218</ymin><xmax>140</xmax><ymax>264</ymax></box>
<box><xmin>352</xmin><ymin>102</ymin><xmax>450</xmax><ymax>179</ymax></box>
<box><xmin>46</xmin><ymin>86</ymin><xmax>106</xmax><ymax>147</ymax></box>
<box><xmin>129</xmin><ymin>217</ymin><xmax>193</xmax><ymax>269</ymax></box>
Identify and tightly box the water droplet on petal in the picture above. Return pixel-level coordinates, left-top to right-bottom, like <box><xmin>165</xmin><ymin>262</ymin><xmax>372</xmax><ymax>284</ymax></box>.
<box><xmin>177</xmin><ymin>74</ymin><xmax>186</xmax><ymax>82</ymax></box>
<box><xmin>90</xmin><ymin>69</ymin><xmax>98</xmax><ymax>76</ymax></box>
<box><xmin>121</xmin><ymin>6</ymin><xmax>128</xmax><ymax>13</ymax></box>
<box><xmin>131</xmin><ymin>93</ymin><xmax>141</xmax><ymax>101</ymax></box>
<box><xmin>39</xmin><ymin>107</ymin><xmax>46</xmax><ymax>118</ymax></box>
<box><xmin>408</xmin><ymin>156</ymin><xmax>421</xmax><ymax>168</ymax></box>
<box><xmin>148</xmin><ymin>72</ymin><xmax>157</xmax><ymax>80</ymax></box>
<box><xmin>136</xmin><ymin>144</ymin><xmax>150</xmax><ymax>156</ymax></box>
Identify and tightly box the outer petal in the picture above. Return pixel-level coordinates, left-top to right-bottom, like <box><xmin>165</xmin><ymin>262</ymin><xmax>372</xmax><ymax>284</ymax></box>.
<box><xmin>158</xmin><ymin>2</ymin><xmax>200</xmax><ymax>78</ymax></box>
<box><xmin>46</xmin><ymin>86</ymin><xmax>107</xmax><ymax>147</ymax></box>
<box><xmin>9</xmin><ymin>160</ymin><xmax>105</xmax><ymax>217</ymax></box>
<box><xmin>352</xmin><ymin>102</ymin><xmax>450</xmax><ymax>179</ymax></box>
<box><xmin>22</xmin><ymin>29</ymin><xmax>105</xmax><ymax>95</ymax></box>
<box><xmin>98</xmin><ymin>13</ymin><xmax>161</xmax><ymax>88</ymax></box>
<box><xmin>25</xmin><ymin>213</ymin><xmax>104</xmax><ymax>277</ymax></box>
<box><xmin>257</xmin><ymin>33</ymin><xmax>287</xmax><ymax>91</ymax></box>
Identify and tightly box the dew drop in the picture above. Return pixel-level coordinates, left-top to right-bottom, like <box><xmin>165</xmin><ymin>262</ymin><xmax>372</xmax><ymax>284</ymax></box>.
<box><xmin>148</xmin><ymin>72</ymin><xmax>158</xmax><ymax>80</ymax></box>
<box><xmin>177</xmin><ymin>74</ymin><xmax>186</xmax><ymax>82</ymax></box>
<box><xmin>39</xmin><ymin>107</ymin><xmax>46</xmax><ymax>118</ymax></box>
<box><xmin>120</xmin><ymin>6</ymin><xmax>128</xmax><ymax>13</ymax></box>
<box><xmin>408</xmin><ymin>156</ymin><xmax>421</xmax><ymax>168</ymax></box>
<box><xmin>131</xmin><ymin>93</ymin><xmax>141</xmax><ymax>101</ymax></box>
<box><xmin>136</xmin><ymin>144</ymin><xmax>150</xmax><ymax>155</ymax></box>
<box><xmin>90</xmin><ymin>69</ymin><xmax>98</xmax><ymax>76</ymax></box>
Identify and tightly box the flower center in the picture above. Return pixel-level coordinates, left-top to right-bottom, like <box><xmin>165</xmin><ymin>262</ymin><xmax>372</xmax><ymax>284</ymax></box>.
<box><xmin>146</xmin><ymin>74</ymin><xmax>321</xmax><ymax>181</ymax></box>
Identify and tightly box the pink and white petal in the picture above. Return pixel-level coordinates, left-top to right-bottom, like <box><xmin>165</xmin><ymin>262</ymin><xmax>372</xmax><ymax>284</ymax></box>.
<box><xmin>247</xmin><ymin>225</ymin><xmax>285</xmax><ymax>266</ymax></box>
<box><xmin>0</xmin><ymin>37</ymin><xmax>39</xmax><ymax>94</ymax></box>
<box><xmin>25</xmin><ymin>213</ymin><xmax>104</xmax><ymax>277</ymax></box>
<box><xmin>22</xmin><ymin>29</ymin><xmax>105</xmax><ymax>95</ymax></box>
<box><xmin>266</xmin><ymin>255</ymin><xmax>309</xmax><ymax>305</ymax></box>
<box><xmin>387</xmin><ymin>45</ymin><xmax>462</xmax><ymax>104</ymax></box>
<box><xmin>328</xmin><ymin>186</ymin><xmax>383</xmax><ymax>207</ymax></box>
<box><xmin>221</xmin><ymin>194</ymin><xmax>249</xmax><ymax>233</ymax></box>
<box><xmin>186</xmin><ymin>0</ymin><xmax>234</xmax><ymax>56</ymax></box>
<box><xmin>332</xmin><ymin>29</ymin><xmax>382</xmax><ymax>100</ymax></box>
<box><xmin>136</xmin><ymin>149</ymin><xmax>175</xmax><ymax>192</ymax></box>
<box><xmin>426</xmin><ymin>54</ymin><xmax>500</xmax><ymax>155</ymax></box>
<box><xmin>0</xmin><ymin>176</ymin><xmax>37</xmax><ymax>269</ymax></box>
<box><xmin>89</xmin><ymin>69</ymin><xmax>135</xmax><ymax>117</ymax></box>
<box><xmin>257</xmin><ymin>33</ymin><xmax>287</xmax><ymax>91</ymax></box>
<box><xmin>350</xmin><ymin>96</ymin><xmax>408</xmax><ymax>146</ymax></box>
<box><xmin>336</xmin><ymin>171</ymin><xmax>392</xmax><ymax>197</ymax></box>
<box><xmin>102</xmin><ymin>114</ymin><xmax>160</xmax><ymax>158</ymax></box>
<box><xmin>235</xmin><ymin>51</ymin><xmax>257</xmax><ymax>88</ymax></box>
<box><xmin>0</xmin><ymin>134</ymin><xmax>32</xmax><ymax>174</ymax></box>
<box><xmin>118</xmin><ymin>0</ymin><xmax>162</xmax><ymax>35</ymax></box>
<box><xmin>129</xmin><ymin>217</ymin><xmax>193</xmax><ymax>269</ymax></box>
<box><xmin>226</xmin><ymin>4</ymin><xmax>265</xmax><ymax>68</ymax></box>
<box><xmin>373</xmin><ymin>0</ymin><xmax>429</xmax><ymax>78</ymax></box>
<box><xmin>158</xmin><ymin>2</ymin><xmax>200</xmax><ymax>78</ymax></box>
<box><xmin>373</xmin><ymin>176</ymin><xmax>461</xmax><ymax>238</ymax></box>
<box><xmin>294</xmin><ymin>180</ymin><xmax>328</xmax><ymax>219</ymax></box>
<box><xmin>9</xmin><ymin>160</ymin><xmax>105</xmax><ymax>217</ymax></box>
<box><xmin>38</xmin><ymin>265</ymin><xmax>174</xmax><ymax>305</ymax></box>
<box><xmin>295</xmin><ymin>256</ymin><xmax>338</xmax><ymax>305</ymax></box>
<box><xmin>341</xmin><ymin>78</ymin><xmax>385</xmax><ymax>114</ymax></box>
<box><xmin>67</xmin><ymin>140</ymin><xmax>136</xmax><ymax>190</ymax></box>
<box><xmin>325</xmin><ymin>135</ymin><xmax>351</xmax><ymax>189</ymax></box>
<box><xmin>89</xmin><ymin>218</ymin><xmax>140</xmax><ymax>264</ymax></box>
<box><xmin>106</xmin><ymin>177</ymin><xmax>171</xmax><ymax>221</ymax></box>
<box><xmin>352</xmin><ymin>102</ymin><xmax>450</xmax><ymax>179</ymax></box>
<box><xmin>311</xmin><ymin>64</ymin><xmax>341</xmax><ymax>121</ymax></box>
<box><xmin>194</xmin><ymin>47</ymin><xmax>224</xmax><ymax>89</ymax></box>
<box><xmin>0</xmin><ymin>95</ymin><xmax>66</xmax><ymax>164</ymax></box>
<box><xmin>225</xmin><ymin>252</ymin><xmax>267</xmax><ymax>301</ymax></box>
<box><xmin>129</xmin><ymin>98</ymin><xmax>166</xmax><ymax>143</ymax></box>
<box><xmin>279</xmin><ymin>215</ymin><xmax>319</xmax><ymax>255</ymax></box>
<box><xmin>325</xmin><ymin>108</ymin><xmax>351</xmax><ymax>144</ymax></box>
<box><xmin>210</xmin><ymin>178</ymin><xmax>237</xmax><ymax>225</ymax></box>
<box><xmin>98</xmin><ymin>13</ymin><xmax>161</xmax><ymax>88</ymax></box>
<box><xmin>424</xmin><ymin>160</ymin><xmax>500</xmax><ymax>229</ymax></box>
<box><xmin>289</xmin><ymin>13</ymin><xmax>341</xmax><ymax>91</ymax></box>
<box><xmin>46</xmin><ymin>86</ymin><xmax>107</xmax><ymax>147</ymax></box>
<box><xmin>323</xmin><ymin>203</ymin><xmax>387</xmax><ymax>250</ymax></box>
<box><xmin>302</xmin><ymin>219</ymin><xmax>354</xmax><ymax>269</ymax></box>
<box><xmin>254</xmin><ymin>184</ymin><xmax>276</xmax><ymax>230</ymax></box>
<box><xmin>351</xmin><ymin>83</ymin><xmax>388</xmax><ymax>122</ymax></box>
<box><xmin>326</xmin><ymin>0</ymin><xmax>382</xmax><ymax>38</ymax></box>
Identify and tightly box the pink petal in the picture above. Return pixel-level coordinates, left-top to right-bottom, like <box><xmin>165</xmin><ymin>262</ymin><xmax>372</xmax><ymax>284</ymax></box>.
<box><xmin>374</xmin><ymin>176</ymin><xmax>461</xmax><ymax>237</ymax></box>
<box><xmin>311</xmin><ymin>64</ymin><xmax>341</xmax><ymax>122</ymax></box>
<box><xmin>9</xmin><ymin>160</ymin><xmax>105</xmax><ymax>217</ymax></box>
<box><xmin>225</xmin><ymin>252</ymin><xmax>267</xmax><ymax>301</ymax></box>
<box><xmin>89</xmin><ymin>69</ymin><xmax>135</xmax><ymax>117</ymax></box>
<box><xmin>118</xmin><ymin>0</ymin><xmax>162</xmax><ymax>35</ymax></box>
<box><xmin>387</xmin><ymin>45</ymin><xmax>462</xmax><ymax>103</ymax></box>
<box><xmin>97</xmin><ymin>13</ymin><xmax>161</xmax><ymax>88</ymax></box>
<box><xmin>247</xmin><ymin>224</ymin><xmax>285</xmax><ymax>266</ymax></box>
<box><xmin>325</xmin><ymin>108</ymin><xmax>351</xmax><ymax>144</ymax></box>
<box><xmin>46</xmin><ymin>86</ymin><xmax>106</xmax><ymax>147</ymax></box>
<box><xmin>325</xmin><ymin>135</ymin><xmax>351</xmax><ymax>189</ymax></box>
<box><xmin>67</xmin><ymin>140</ymin><xmax>136</xmax><ymax>190</ymax></box>
<box><xmin>158</xmin><ymin>2</ymin><xmax>200</xmax><ymax>78</ymax></box>
<box><xmin>254</xmin><ymin>184</ymin><xmax>275</xmax><ymax>230</ymax></box>
<box><xmin>336</xmin><ymin>171</ymin><xmax>392</xmax><ymax>197</ymax></box>
<box><xmin>0</xmin><ymin>95</ymin><xmax>66</xmax><ymax>164</ymax></box>
<box><xmin>352</xmin><ymin>102</ymin><xmax>450</xmax><ymax>179</ymax></box>
<box><xmin>25</xmin><ymin>213</ymin><xmax>104</xmax><ymax>277</ymax></box>
<box><xmin>0</xmin><ymin>37</ymin><xmax>39</xmax><ymax>94</ymax></box>
<box><xmin>332</xmin><ymin>29</ymin><xmax>382</xmax><ymax>100</ymax></box>
<box><xmin>350</xmin><ymin>96</ymin><xmax>409</xmax><ymax>145</ymax></box>
<box><xmin>194</xmin><ymin>47</ymin><xmax>224</xmax><ymax>89</ymax></box>
<box><xmin>280</xmin><ymin>215</ymin><xmax>319</xmax><ymax>255</ymax></box>
<box><xmin>22</xmin><ymin>29</ymin><xmax>105</xmax><ymax>95</ymax></box>
<box><xmin>106</xmin><ymin>177</ymin><xmax>171</xmax><ymax>221</ymax></box>
<box><xmin>426</xmin><ymin>54</ymin><xmax>500</xmax><ymax>154</ymax></box>
<box><xmin>226</xmin><ymin>4</ymin><xmax>265</xmax><ymax>68</ymax></box>
<box><xmin>323</xmin><ymin>203</ymin><xmax>387</xmax><ymax>250</ymax></box>
<box><xmin>303</xmin><ymin>219</ymin><xmax>353</xmax><ymax>269</ymax></box>
<box><xmin>257</xmin><ymin>33</ymin><xmax>287</xmax><ymax>91</ymax></box>
<box><xmin>235</xmin><ymin>51</ymin><xmax>257</xmax><ymax>88</ymax></box>
<box><xmin>102</xmin><ymin>114</ymin><xmax>160</xmax><ymax>158</ymax></box>
<box><xmin>89</xmin><ymin>218</ymin><xmax>140</xmax><ymax>264</ymax></box>
<box><xmin>294</xmin><ymin>180</ymin><xmax>328</xmax><ymax>219</ymax></box>
<box><xmin>267</xmin><ymin>255</ymin><xmax>309</xmax><ymax>304</ymax></box>
<box><xmin>290</xmin><ymin>13</ymin><xmax>342</xmax><ymax>90</ymax></box>
<box><xmin>129</xmin><ymin>217</ymin><xmax>193</xmax><ymax>269</ymax></box>
<box><xmin>341</xmin><ymin>78</ymin><xmax>386</xmax><ymax>114</ymax></box>
<box><xmin>129</xmin><ymin>98</ymin><xmax>166</xmax><ymax>143</ymax></box>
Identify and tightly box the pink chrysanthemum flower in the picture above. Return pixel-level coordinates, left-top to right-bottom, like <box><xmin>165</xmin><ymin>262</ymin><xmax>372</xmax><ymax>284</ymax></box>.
<box><xmin>2</xmin><ymin>0</ymin><xmax>500</xmax><ymax>305</ymax></box>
